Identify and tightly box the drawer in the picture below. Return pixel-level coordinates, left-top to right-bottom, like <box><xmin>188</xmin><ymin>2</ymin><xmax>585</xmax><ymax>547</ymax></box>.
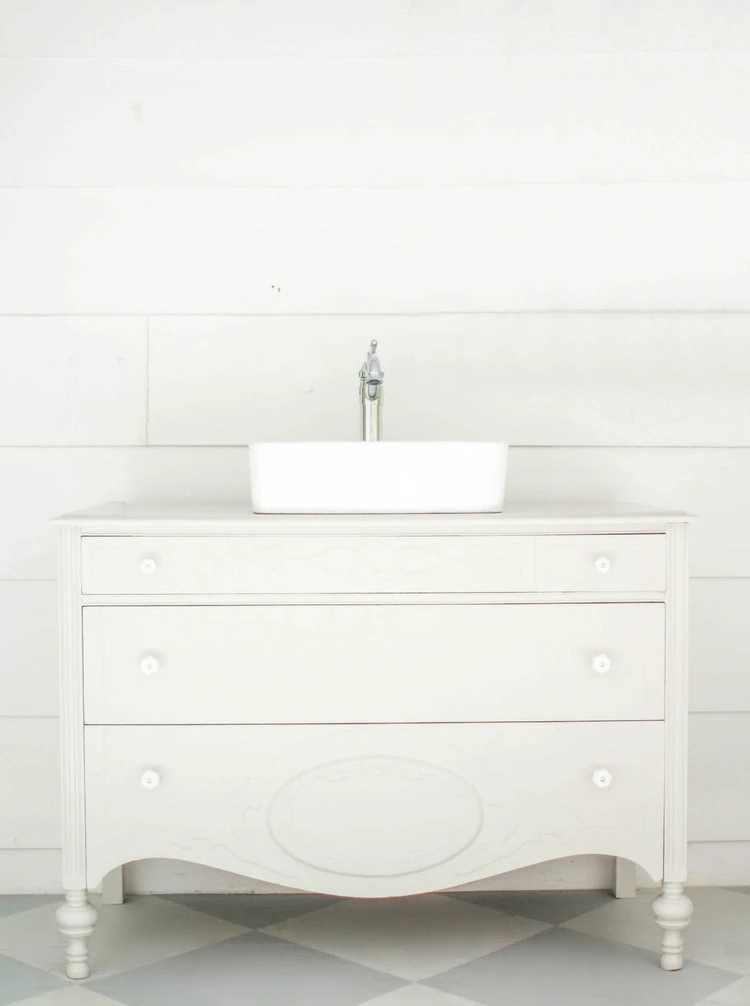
<box><xmin>535</xmin><ymin>534</ymin><xmax>666</xmax><ymax>592</ymax></box>
<box><xmin>83</xmin><ymin>603</ymin><xmax>665</xmax><ymax>724</ymax></box>
<box><xmin>84</xmin><ymin>721</ymin><xmax>665</xmax><ymax>895</ymax></box>
<box><xmin>80</xmin><ymin>533</ymin><xmax>665</xmax><ymax>595</ymax></box>
<box><xmin>81</xmin><ymin>534</ymin><xmax>535</xmax><ymax>594</ymax></box>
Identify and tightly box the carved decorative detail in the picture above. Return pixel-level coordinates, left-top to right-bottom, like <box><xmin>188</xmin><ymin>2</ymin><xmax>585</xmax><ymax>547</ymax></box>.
<box><xmin>267</xmin><ymin>757</ymin><xmax>483</xmax><ymax>876</ymax></box>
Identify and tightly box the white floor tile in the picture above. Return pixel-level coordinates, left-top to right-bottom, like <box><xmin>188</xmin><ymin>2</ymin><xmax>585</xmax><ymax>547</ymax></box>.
<box><xmin>563</xmin><ymin>888</ymin><xmax>750</xmax><ymax>975</ymax></box>
<box><xmin>362</xmin><ymin>986</ymin><xmax>482</xmax><ymax>1005</ymax></box>
<box><xmin>0</xmin><ymin>896</ymin><xmax>248</xmax><ymax>980</ymax></box>
<box><xmin>264</xmin><ymin>893</ymin><xmax>548</xmax><ymax>981</ymax></box>
<box><xmin>697</xmin><ymin>975</ymin><xmax>750</xmax><ymax>1004</ymax></box>
<box><xmin>10</xmin><ymin>988</ymin><xmax>124</xmax><ymax>1005</ymax></box>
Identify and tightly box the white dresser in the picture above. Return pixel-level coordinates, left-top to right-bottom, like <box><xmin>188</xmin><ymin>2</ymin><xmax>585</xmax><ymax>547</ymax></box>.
<box><xmin>55</xmin><ymin>501</ymin><xmax>692</xmax><ymax>978</ymax></box>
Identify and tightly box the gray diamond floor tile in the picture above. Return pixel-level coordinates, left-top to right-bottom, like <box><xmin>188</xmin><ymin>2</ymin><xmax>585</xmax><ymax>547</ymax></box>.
<box><xmin>426</xmin><ymin>926</ymin><xmax>741</xmax><ymax>1006</ymax></box>
<box><xmin>87</xmin><ymin>931</ymin><xmax>406</xmax><ymax>1006</ymax></box>
<box><xmin>447</xmin><ymin>889</ymin><xmax>614</xmax><ymax>925</ymax></box>
<box><xmin>0</xmin><ymin>895</ymin><xmax>247</xmax><ymax>980</ymax></box>
<box><xmin>0</xmin><ymin>952</ymin><xmax>66</xmax><ymax>1006</ymax></box>
<box><xmin>162</xmin><ymin>892</ymin><xmax>336</xmax><ymax>928</ymax></box>
<box><xmin>0</xmin><ymin>896</ymin><xmax>59</xmax><ymax>920</ymax></box>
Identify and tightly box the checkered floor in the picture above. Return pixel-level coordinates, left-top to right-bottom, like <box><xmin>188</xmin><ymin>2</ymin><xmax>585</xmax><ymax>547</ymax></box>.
<box><xmin>1</xmin><ymin>888</ymin><xmax>750</xmax><ymax>1005</ymax></box>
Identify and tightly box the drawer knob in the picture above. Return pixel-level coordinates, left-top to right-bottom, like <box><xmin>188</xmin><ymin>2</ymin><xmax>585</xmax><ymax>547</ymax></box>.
<box><xmin>594</xmin><ymin>555</ymin><xmax>612</xmax><ymax>573</ymax></box>
<box><xmin>592</xmin><ymin>653</ymin><xmax>612</xmax><ymax>674</ymax></box>
<box><xmin>592</xmin><ymin>768</ymin><xmax>613</xmax><ymax>789</ymax></box>
<box><xmin>141</xmin><ymin>769</ymin><xmax>160</xmax><ymax>790</ymax></box>
<box><xmin>140</xmin><ymin>654</ymin><xmax>160</xmax><ymax>676</ymax></box>
<box><xmin>139</xmin><ymin>556</ymin><xmax>158</xmax><ymax>575</ymax></box>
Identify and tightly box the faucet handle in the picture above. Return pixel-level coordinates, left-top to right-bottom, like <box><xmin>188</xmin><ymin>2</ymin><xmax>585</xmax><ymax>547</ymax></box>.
<box><xmin>360</xmin><ymin>340</ymin><xmax>384</xmax><ymax>383</ymax></box>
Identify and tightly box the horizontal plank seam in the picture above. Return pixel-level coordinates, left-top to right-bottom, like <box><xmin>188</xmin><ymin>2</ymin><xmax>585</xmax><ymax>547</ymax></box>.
<box><xmin>5</xmin><ymin>711</ymin><xmax>749</xmax><ymax>723</ymax></box>
<box><xmin>0</xmin><ymin>576</ymin><xmax>745</xmax><ymax>588</ymax></box>
<box><xmin>0</xmin><ymin>577</ymin><xmax>56</xmax><ymax>583</ymax></box>
<box><xmin>6</xmin><ymin>444</ymin><xmax>750</xmax><ymax>450</ymax></box>
<box><xmin>2</xmin><ymin>309</ymin><xmax>750</xmax><ymax>318</ymax></box>
<box><xmin>6</xmin><ymin>179</ymin><xmax>750</xmax><ymax>190</ymax></box>
<box><xmin>0</xmin><ymin>715</ymin><xmax>58</xmax><ymax>721</ymax></box>
<box><xmin>2</xmin><ymin>842</ymin><xmax>746</xmax><ymax>850</ymax></box>
<box><xmin>4</xmin><ymin>50</ymin><xmax>750</xmax><ymax>59</ymax></box>
<box><xmin>0</xmin><ymin>846</ymin><xmax>61</xmax><ymax>851</ymax></box>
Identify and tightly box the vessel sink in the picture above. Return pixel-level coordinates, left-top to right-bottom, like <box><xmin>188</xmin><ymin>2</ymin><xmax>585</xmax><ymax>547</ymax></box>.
<box><xmin>248</xmin><ymin>441</ymin><xmax>508</xmax><ymax>514</ymax></box>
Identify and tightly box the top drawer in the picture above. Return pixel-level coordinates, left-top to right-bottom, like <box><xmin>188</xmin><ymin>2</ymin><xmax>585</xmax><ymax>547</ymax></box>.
<box><xmin>81</xmin><ymin>533</ymin><xmax>665</xmax><ymax>595</ymax></box>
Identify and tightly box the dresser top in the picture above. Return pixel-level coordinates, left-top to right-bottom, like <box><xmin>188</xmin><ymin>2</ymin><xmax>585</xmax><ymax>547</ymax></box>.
<box><xmin>54</xmin><ymin>500</ymin><xmax>691</xmax><ymax>534</ymax></box>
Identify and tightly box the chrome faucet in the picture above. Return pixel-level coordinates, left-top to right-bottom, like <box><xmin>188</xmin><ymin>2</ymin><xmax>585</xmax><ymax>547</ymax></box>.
<box><xmin>359</xmin><ymin>339</ymin><xmax>384</xmax><ymax>441</ymax></box>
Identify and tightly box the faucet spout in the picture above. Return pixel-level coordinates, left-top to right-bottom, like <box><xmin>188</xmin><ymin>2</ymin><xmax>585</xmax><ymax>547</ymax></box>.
<box><xmin>359</xmin><ymin>340</ymin><xmax>384</xmax><ymax>441</ymax></box>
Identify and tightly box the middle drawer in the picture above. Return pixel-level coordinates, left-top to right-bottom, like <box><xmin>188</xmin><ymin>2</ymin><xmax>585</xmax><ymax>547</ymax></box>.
<box><xmin>83</xmin><ymin>603</ymin><xmax>664</xmax><ymax>724</ymax></box>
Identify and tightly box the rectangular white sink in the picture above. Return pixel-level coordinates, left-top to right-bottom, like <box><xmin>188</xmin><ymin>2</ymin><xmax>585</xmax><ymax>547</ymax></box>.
<box><xmin>248</xmin><ymin>441</ymin><xmax>508</xmax><ymax>514</ymax></box>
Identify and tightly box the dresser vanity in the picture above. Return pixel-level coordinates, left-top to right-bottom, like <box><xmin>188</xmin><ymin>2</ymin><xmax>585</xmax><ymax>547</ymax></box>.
<box><xmin>55</xmin><ymin>501</ymin><xmax>692</xmax><ymax>978</ymax></box>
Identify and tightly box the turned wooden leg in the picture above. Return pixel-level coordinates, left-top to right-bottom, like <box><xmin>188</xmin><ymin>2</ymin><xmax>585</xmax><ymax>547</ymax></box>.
<box><xmin>56</xmin><ymin>889</ymin><xmax>98</xmax><ymax>979</ymax></box>
<box><xmin>653</xmin><ymin>882</ymin><xmax>693</xmax><ymax>971</ymax></box>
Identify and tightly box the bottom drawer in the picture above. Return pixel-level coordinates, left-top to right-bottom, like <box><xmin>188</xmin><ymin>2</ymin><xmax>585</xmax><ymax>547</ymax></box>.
<box><xmin>84</xmin><ymin>722</ymin><xmax>664</xmax><ymax>896</ymax></box>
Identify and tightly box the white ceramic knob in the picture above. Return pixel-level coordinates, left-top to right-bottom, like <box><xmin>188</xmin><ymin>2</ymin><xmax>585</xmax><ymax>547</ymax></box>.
<box><xmin>141</xmin><ymin>769</ymin><xmax>160</xmax><ymax>790</ymax></box>
<box><xmin>594</xmin><ymin>555</ymin><xmax>611</xmax><ymax>574</ymax></box>
<box><xmin>592</xmin><ymin>768</ymin><xmax>613</xmax><ymax>789</ymax></box>
<box><xmin>140</xmin><ymin>556</ymin><xmax>158</xmax><ymax>575</ymax></box>
<box><xmin>140</xmin><ymin>654</ymin><xmax>160</xmax><ymax>676</ymax></box>
<box><xmin>592</xmin><ymin>653</ymin><xmax>612</xmax><ymax>675</ymax></box>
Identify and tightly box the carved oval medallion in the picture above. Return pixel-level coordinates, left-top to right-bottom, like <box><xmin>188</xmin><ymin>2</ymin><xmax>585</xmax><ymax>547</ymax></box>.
<box><xmin>268</xmin><ymin>756</ymin><xmax>483</xmax><ymax>877</ymax></box>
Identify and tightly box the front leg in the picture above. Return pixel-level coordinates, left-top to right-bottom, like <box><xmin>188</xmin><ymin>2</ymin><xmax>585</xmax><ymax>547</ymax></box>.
<box><xmin>652</xmin><ymin>882</ymin><xmax>693</xmax><ymax>970</ymax></box>
<box><xmin>56</xmin><ymin>889</ymin><xmax>98</xmax><ymax>978</ymax></box>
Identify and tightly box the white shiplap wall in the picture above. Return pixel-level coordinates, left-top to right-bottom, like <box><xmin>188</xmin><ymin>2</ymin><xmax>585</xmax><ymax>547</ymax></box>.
<box><xmin>0</xmin><ymin>1</ymin><xmax>749</xmax><ymax>894</ymax></box>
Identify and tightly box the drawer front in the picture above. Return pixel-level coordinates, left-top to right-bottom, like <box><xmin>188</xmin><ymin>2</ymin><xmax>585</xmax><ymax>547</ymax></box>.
<box><xmin>81</xmin><ymin>534</ymin><xmax>536</xmax><ymax>594</ymax></box>
<box><xmin>81</xmin><ymin>533</ymin><xmax>664</xmax><ymax>595</ymax></box>
<box><xmin>83</xmin><ymin>603</ymin><xmax>664</xmax><ymax>724</ymax></box>
<box><xmin>84</xmin><ymin>722</ymin><xmax>665</xmax><ymax>895</ymax></box>
<box><xmin>535</xmin><ymin>534</ymin><xmax>665</xmax><ymax>592</ymax></box>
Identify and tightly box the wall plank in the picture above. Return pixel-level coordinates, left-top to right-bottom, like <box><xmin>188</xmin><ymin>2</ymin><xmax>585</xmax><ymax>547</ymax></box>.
<box><xmin>689</xmin><ymin>713</ymin><xmax>750</xmax><ymax>841</ymax></box>
<box><xmin>0</xmin><ymin>318</ymin><xmax>147</xmax><ymax>446</ymax></box>
<box><xmin>2</xmin><ymin>54</ymin><xmax>748</xmax><ymax>187</ymax></box>
<box><xmin>1</xmin><ymin>0</ymin><xmax>749</xmax><ymax>56</ymax></box>
<box><xmin>0</xmin><ymin>851</ymin><xmax>60</xmax><ymax>893</ymax></box>
<box><xmin>1</xmin><ymin>186</ymin><xmax>748</xmax><ymax>313</ymax></box>
<box><xmin>688</xmin><ymin>842</ymin><xmax>750</xmax><ymax>886</ymax></box>
<box><xmin>0</xmin><ymin>582</ymin><xmax>57</xmax><ymax>717</ymax></box>
<box><xmin>691</xmin><ymin>580</ymin><xmax>750</xmax><ymax>713</ymax></box>
<box><xmin>0</xmin><ymin>718</ymin><xmax>60</xmax><ymax>848</ymax></box>
<box><xmin>148</xmin><ymin>314</ymin><xmax>750</xmax><ymax>447</ymax></box>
